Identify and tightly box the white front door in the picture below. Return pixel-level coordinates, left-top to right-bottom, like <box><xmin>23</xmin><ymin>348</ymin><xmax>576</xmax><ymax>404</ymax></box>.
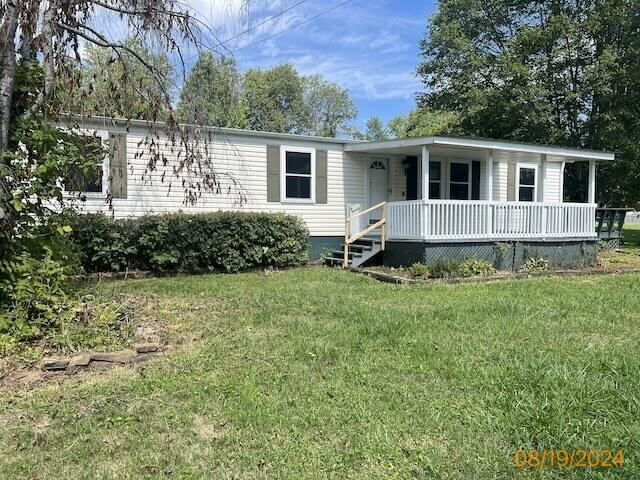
<box><xmin>368</xmin><ymin>157</ymin><xmax>389</xmax><ymax>221</ymax></box>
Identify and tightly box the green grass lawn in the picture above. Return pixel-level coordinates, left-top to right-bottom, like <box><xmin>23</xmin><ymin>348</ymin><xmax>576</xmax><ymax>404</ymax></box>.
<box><xmin>1</xmin><ymin>268</ymin><xmax>640</xmax><ymax>479</ymax></box>
<box><xmin>623</xmin><ymin>223</ymin><xmax>640</xmax><ymax>250</ymax></box>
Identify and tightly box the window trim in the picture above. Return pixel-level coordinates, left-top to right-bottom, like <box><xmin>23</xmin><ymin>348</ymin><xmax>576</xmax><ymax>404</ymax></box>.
<box><xmin>448</xmin><ymin>159</ymin><xmax>472</xmax><ymax>200</ymax></box>
<box><xmin>516</xmin><ymin>163</ymin><xmax>538</xmax><ymax>202</ymax></box>
<box><xmin>62</xmin><ymin>129</ymin><xmax>109</xmax><ymax>197</ymax></box>
<box><xmin>280</xmin><ymin>145</ymin><xmax>316</xmax><ymax>203</ymax></box>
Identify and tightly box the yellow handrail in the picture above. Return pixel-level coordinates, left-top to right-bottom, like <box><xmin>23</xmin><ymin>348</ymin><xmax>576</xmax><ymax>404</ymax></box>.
<box><xmin>343</xmin><ymin>202</ymin><xmax>387</xmax><ymax>267</ymax></box>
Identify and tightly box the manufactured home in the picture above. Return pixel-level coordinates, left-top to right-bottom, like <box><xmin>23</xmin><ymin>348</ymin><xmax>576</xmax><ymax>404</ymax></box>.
<box><xmin>64</xmin><ymin>117</ymin><xmax>617</xmax><ymax>269</ymax></box>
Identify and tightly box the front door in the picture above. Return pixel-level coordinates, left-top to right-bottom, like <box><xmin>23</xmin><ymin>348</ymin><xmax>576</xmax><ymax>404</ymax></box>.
<box><xmin>368</xmin><ymin>157</ymin><xmax>389</xmax><ymax>221</ymax></box>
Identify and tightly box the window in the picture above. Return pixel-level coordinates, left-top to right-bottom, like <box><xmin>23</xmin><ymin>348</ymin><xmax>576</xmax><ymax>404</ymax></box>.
<box><xmin>429</xmin><ymin>161</ymin><xmax>441</xmax><ymax>199</ymax></box>
<box><xmin>63</xmin><ymin>134</ymin><xmax>106</xmax><ymax>193</ymax></box>
<box><xmin>517</xmin><ymin>165</ymin><xmax>537</xmax><ymax>202</ymax></box>
<box><xmin>370</xmin><ymin>159</ymin><xmax>386</xmax><ymax>170</ymax></box>
<box><xmin>281</xmin><ymin>147</ymin><xmax>315</xmax><ymax>202</ymax></box>
<box><xmin>449</xmin><ymin>161</ymin><xmax>470</xmax><ymax>200</ymax></box>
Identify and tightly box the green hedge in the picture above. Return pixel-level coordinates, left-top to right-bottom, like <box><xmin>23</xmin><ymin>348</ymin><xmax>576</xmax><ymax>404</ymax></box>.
<box><xmin>67</xmin><ymin>212</ymin><xmax>310</xmax><ymax>273</ymax></box>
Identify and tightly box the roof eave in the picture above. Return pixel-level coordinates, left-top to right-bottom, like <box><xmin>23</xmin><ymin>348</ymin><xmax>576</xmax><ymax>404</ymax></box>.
<box><xmin>344</xmin><ymin>136</ymin><xmax>615</xmax><ymax>161</ymax></box>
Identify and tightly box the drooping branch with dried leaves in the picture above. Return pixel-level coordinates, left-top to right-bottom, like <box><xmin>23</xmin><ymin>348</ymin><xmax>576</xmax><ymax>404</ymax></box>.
<box><xmin>0</xmin><ymin>0</ymin><xmax>250</xmax><ymax>237</ymax></box>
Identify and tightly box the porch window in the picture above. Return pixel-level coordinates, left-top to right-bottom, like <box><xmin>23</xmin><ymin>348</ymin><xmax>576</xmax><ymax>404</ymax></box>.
<box><xmin>281</xmin><ymin>147</ymin><xmax>315</xmax><ymax>202</ymax></box>
<box><xmin>517</xmin><ymin>165</ymin><xmax>537</xmax><ymax>202</ymax></box>
<box><xmin>449</xmin><ymin>162</ymin><xmax>470</xmax><ymax>200</ymax></box>
<box><xmin>429</xmin><ymin>161</ymin><xmax>441</xmax><ymax>199</ymax></box>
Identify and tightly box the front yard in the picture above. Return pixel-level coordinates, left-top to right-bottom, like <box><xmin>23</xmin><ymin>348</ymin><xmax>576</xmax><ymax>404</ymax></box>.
<box><xmin>1</xmin><ymin>268</ymin><xmax>639</xmax><ymax>479</ymax></box>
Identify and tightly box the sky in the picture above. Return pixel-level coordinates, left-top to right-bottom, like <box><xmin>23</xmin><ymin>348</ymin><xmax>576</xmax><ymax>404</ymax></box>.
<box><xmin>181</xmin><ymin>0</ymin><xmax>439</xmax><ymax>129</ymax></box>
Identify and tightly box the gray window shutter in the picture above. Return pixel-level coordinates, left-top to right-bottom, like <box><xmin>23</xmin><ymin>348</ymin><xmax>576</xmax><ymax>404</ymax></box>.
<box><xmin>471</xmin><ymin>160</ymin><xmax>481</xmax><ymax>200</ymax></box>
<box><xmin>507</xmin><ymin>162</ymin><xmax>516</xmax><ymax>201</ymax></box>
<box><xmin>266</xmin><ymin>145</ymin><xmax>280</xmax><ymax>202</ymax></box>
<box><xmin>109</xmin><ymin>133</ymin><xmax>127</xmax><ymax>199</ymax></box>
<box><xmin>316</xmin><ymin>149</ymin><xmax>328</xmax><ymax>204</ymax></box>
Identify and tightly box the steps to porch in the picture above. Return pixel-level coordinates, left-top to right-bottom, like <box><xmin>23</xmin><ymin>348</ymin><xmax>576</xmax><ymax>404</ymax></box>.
<box><xmin>324</xmin><ymin>201</ymin><xmax>387</xmax><ymax>268</ymax></box>
<box><xmin>324</xmin><ymin>237</ymin><xmax>383</xmax><ymax>268</ymax></box>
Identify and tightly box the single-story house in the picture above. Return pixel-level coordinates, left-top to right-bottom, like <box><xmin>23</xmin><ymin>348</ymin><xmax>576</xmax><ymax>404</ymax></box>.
<box><xmin>63</xmin><ymin>116</ymin><xmax>616</xmax><ymax>269</ymax></box>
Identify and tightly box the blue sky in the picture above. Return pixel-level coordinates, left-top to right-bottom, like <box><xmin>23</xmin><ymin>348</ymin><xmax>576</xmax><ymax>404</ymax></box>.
<box><xmin>186</xmin><ymin>0</ymin><xmax>439</xmax><ymax>129</ymax></box>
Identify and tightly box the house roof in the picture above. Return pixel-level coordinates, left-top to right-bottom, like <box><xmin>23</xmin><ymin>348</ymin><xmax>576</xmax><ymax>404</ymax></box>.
<box><xmin>66</xmin><ymin>115</ymin><xmax>362</xmax><ymax>146</ymax></box>
<box><xmin>344</xmin><ymin>136</ymin><xmax>615</xmax><ymax>161</ymax></box>
<box><xmin>67</xmin><ymin>115</ymin><xmax>615</xmax><ymax>161</ymax></box>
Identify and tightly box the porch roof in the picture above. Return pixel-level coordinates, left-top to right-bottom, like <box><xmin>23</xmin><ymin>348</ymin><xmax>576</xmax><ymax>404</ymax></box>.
<box><xmin>344</xmin><ymin>135</ymin><xmax>615</xmax><ymax>161</ymax></box>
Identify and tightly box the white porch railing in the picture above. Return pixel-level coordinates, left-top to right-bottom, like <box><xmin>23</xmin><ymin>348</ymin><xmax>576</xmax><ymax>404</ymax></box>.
<box><xmin>387</xmin><ymin>200</ymin><xmax>597</xmax><ymax>241</ymax></box>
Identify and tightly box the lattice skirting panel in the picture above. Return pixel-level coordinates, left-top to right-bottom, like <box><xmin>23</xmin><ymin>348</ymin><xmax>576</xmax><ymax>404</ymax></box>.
<box><xmin>597</xmin><ymin>238</ymin><xmax>620</xmax><ymax>252</ymax></box>
<box><xmin>384</xmin><ymin>240</ymin><xmax>598</xmax><ymax>271</ymax></box>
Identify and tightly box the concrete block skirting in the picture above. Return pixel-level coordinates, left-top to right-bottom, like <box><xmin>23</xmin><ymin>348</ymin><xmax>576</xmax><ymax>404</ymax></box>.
<box><xmin>384</xmin><ymin>239</ymin><xmax>598</xmax><ymax>271</ymax></box>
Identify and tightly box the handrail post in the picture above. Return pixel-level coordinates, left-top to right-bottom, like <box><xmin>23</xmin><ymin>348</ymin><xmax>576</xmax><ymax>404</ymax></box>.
<box><xmin>381</xmin><ymin>202</ymin><xmax>387</xmax><ymax>251</ymax></box>
<box><xmin>343</xmin><ymin>219</ymin><xmax>350</xmax><ymax>268</ymax></box>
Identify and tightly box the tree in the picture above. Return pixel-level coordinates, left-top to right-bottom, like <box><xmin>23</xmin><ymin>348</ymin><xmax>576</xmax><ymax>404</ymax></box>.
<box><xmin>417</xmin><ymin>0</ymin><xmax>640</xmax><ymax>206</ymax></box>
<box><xmin>62</xmin><ymin>40</ymin><xmax>176</xmax><ymax>121</ymax></box>
<box><xmin>388</xmin><ymin>109</ymin><xmax>459</xmax><ymax>138</ymax></box>
<box><xmin>243</xmin><ymin>63</ymin><xmax>309</xmax><ymax>134</ymax></box>
<box><xmin>176</xmin><ymin>53</ymin><xmax>247</xmax><ymax>128</ymax></box>
<box><xmin>302</xmin><ymin>74</ymin><xmax>357</xmax><ymax>137</ymax></box>
<box><xmin>364</xmin><ymin>116</ymin><xmax>389</xmax><ymax>141</ymax></box>
<box><xmin>0</xmin><ymin>0</ymin><xmax>249</xmax><ymax>239</ymax></box>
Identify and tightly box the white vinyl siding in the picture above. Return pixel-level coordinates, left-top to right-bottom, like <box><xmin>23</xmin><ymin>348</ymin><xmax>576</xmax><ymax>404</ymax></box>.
<box><xmin>391</xmin><ymin>156</ymin><xmax>406</xmax><ymax>201</ymax></box>
<box><xmin>543</xmin><ymin>161</ymin><xmax>563</xmax><ymax>203</ymax></box>
<box><xmin>67</xmin><ymin>130</ymin><xmax>366</xmax><ymax>237</ymax></box>
<box><xmin>493</xmin><ymin>161</ymin><xmax>508</xmax><ymax>201</ymax></box>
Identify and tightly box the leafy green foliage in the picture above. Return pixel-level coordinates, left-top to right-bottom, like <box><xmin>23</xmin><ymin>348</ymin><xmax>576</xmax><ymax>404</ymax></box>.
<box><xmin>67</xmin><ymin>212</ymin><xmax>310</xmax><ymax>273</ymax></box>
<box><xmin>388</xmin><ymin>108</ymin><xmax>460</xmax><ymax>138</ymax></box>
<box><xmin>457</xmin><ymin>259</ymin><xmax>496</xmax><ymax>277</ymax></box>
<box><xmin>0</xmin><ymin>250</ymin><xmax>81</xmax><ymax>355</ymax></box>
<box><xmin>520</xmin><ymin>257</ymin><xmax>551</xmax><ymax>273</ymax></box>
<box><xmin>56</xmin><ymin>40</ymin><xmax>175</xmax><ymax>121</ymax></box>
<box><xmin>176</xmin><ymin>53</ymin><xmax>247</xmax><ymax>128</ymax></box>
<box><xmin>408</xmin><ymin>262</ymin><xmax>430</xmax><ymax>279</ymax></box>
<box><xmin>427</xmin><ymin>259</ymin><xmax>463</xmax><ymax>278</ymax></box>
<box><xmin>418</xmin><ymin>0</ymin><xmax>640</xmax><ymax>206</ymax></box>
<box><xmin>243</xmin><ymin>63</ymin><xmax>309</xmax><ymax>134</ymax></box>
<box><xmin>303</xmin><ymin>74</ymin><xmax>357</xmax><ymax>137</ymax></box>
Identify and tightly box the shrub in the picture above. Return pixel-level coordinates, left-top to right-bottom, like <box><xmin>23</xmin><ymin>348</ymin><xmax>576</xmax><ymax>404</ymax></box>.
<box><xmin>520</xmin><ymin>257</ymin><xmax>550</xmax><ymax>272</ymax></box>
<box><xmin>408</xmin><ymin>262</ymin><xmax>430</xmax><ymax>279</ymax></box>
<box><xmin>67</xmin><ymin>211</ymin><xmax>310</xmax><ymax>273</ymax></box>
<box><xmin>0</xmin><ymin>250</ymin><xmax>82</xmax><ymax>355</ymax></box>
<box><xmin>457</xmin><ymin>259</ymin><xmax>496</xmax><ymax>277</ymax></box>
<box><xmin>428</xmin><ymin>260</ymin><xmax>461</xmax><ymax>279</ymax></box>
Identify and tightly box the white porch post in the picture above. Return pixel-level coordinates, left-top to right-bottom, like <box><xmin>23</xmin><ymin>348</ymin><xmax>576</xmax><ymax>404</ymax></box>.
<box><xmin>421</xmin><ymin>145</ymin><xmax>429</xmax><ymax>238</ymax></box>
<box><xmin>539</xmin><ymin>154</ymin><xmax>547</xmax><ymax>202</ymax></box>
<box><xmin>485</xmin><ymin>150</ymin><xmax>493</xmax><ymax>236</ymax></box>
<box><xmin>587</xmin><ymin>160</ymin><xmax>596</xmax><ymax>204</ymax></box>
<box><xmin>485</xmin><ymin>149</ymin><xmax>493</xmax><ymax>200</ymax></box>
<box><xmin>421</xmin><ymin>145</ymin><xmax>429</xmax><ymax>200</ymax></box>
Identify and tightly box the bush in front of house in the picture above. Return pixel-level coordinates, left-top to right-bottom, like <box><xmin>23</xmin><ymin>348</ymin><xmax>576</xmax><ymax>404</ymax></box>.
<box><xmin>457</xmin><ymin>259</ymin><xmax>496</xmax><ymax>277</ymax></box>
<box><xmin>67</xmin><ymin>211</ymin><xmax>310</xmax><ymax>273</ymax></box>
<box><xmin>519</xmin><ymin>257</ymin><xmax>550</xmax><ymax>273</ymax></box>
<box><xmin>408</xmin><ymin>258</ymin><xmax>496</xmax><ymax>280</ymax></box>
<box><xmin>408</xmin><ymin>262</ymin><xmax>430</xmax><ymax>279</ymax></box>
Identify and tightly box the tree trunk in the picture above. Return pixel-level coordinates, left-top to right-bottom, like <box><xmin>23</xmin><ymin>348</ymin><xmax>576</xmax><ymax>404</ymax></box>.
<box><xmin>0</xmin><ymin>3</ymin><xmax>19</xmax><ymax>154</ymax></box>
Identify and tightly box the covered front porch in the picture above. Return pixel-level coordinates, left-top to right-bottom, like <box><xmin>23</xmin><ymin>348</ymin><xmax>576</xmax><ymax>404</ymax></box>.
<box><xmin>333</xmin><ymin>136</ymin><xmax>615</xmax><ymax>268</ymax></box>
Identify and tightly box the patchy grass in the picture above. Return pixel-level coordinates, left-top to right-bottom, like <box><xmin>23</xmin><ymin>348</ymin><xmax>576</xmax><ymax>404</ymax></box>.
<box><xmin>622</xmin><ymin>223</ymin><xmax>640</xmax><ymax>251</ymax></box>
<box><xmin>1</xmin><ymin>268</ymin><xmax>639</xmax><ymax>479</ymax></box>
